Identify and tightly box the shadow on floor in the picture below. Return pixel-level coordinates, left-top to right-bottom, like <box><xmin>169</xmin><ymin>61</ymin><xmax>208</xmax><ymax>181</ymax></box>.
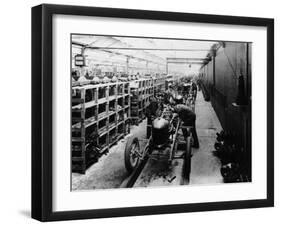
<box><xmin>18</xmin><ymin>210</ymin><xmax>30</xmax><ymax>218</ymax></box>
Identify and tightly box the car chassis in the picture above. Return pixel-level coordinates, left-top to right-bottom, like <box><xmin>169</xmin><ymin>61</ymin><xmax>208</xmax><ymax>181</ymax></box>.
<box><xmin>124</xmin><ymin>109</ymin><xmax>193</xmax><ymax>181</ymax></box>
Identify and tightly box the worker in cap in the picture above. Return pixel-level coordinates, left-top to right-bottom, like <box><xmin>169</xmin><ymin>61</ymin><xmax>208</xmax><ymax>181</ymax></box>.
<box><xmin>174</xmin><ymin>95</ymin><xmax>183</xmax><ymax>105</ymax></box>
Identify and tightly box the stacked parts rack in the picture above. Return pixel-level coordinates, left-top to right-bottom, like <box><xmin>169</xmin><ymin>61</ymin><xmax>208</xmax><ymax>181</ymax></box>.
<box><xmin>71</xmin><ymin>82</ymin><xmax>130</xmax><ymax>173</ymax></box>
<box><xmin>71</xmin><ymin>76</ymin><xmax>166</xmax><ymax>174</ymax></box>
<box><xmin>130</xmin><ymin>77</ymin><xmax>165</xmax><ymax>125</ymax></box>
<box><xmin>130</xmin><ymin>78</ymin><xmax>154</xmax><ymax>125</ymax></box>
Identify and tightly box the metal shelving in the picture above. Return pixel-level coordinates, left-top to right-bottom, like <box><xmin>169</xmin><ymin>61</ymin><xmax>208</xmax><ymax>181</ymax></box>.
<box><xmin>71</xmin><ymin>81</ymin><xmax>130</xmax><ymax>174</ymax></box>
<box><xmin>71</xmin><ymin>75</ymin><xmax>166</xmax><ymax>173</ymax></box>
<box><xmin>130</xmin><ymin>77</ymin><xmax>165</xmax><ymax>125</ymax></box>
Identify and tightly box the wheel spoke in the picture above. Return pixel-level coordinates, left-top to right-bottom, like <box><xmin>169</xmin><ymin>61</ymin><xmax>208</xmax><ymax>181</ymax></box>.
<box><xmin>129</xmin><ymin>142</ymin><xmax>140</xmax><ymax>166</ymax></box>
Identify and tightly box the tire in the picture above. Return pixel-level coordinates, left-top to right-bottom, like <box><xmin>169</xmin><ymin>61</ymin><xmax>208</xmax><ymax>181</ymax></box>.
<box><xmin>124</xmin><ymin>136</ymin><xmax>141</xmax><ymax>173</ymax></box>
<box><xmin>184</xmin><ymin>136</ymin><xmax>192</xmax><ymax>181</ymax></box>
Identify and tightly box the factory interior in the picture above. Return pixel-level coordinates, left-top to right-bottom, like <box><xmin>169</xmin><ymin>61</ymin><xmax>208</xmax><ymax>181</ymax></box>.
<box><xmin>71</xmin><ymin>35</ymin><xmax>252</xmax><ymax>190</ymax></box>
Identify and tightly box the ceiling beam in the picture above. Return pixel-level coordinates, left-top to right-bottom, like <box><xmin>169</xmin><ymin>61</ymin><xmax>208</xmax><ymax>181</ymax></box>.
<box><xmin>166</xmin><ymin>57</ymin><xmax>208</xmax><ymax>61</ymax></box>
<box><xmin>167</xmin><ymin>61</ymin><xmax>204</xmax><ymax>64</ymax></box>
<box><xmin>71</xmin><ymin>42</ymin><xmax>209</xmax><ymax>52</ymax></box>
<box><xmin>86</xmin><ymin>47</ymin><xmax>210</xmax><ymax>51</ymax></box>
<box><xmin>72</xmin><ymin>41</ymin><xmax>165</xmax><ymax>66</ymax></box>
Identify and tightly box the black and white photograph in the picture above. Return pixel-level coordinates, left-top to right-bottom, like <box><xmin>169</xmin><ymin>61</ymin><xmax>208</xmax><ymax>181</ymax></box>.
<box><xmin>71</xmin><ymin>34</ymin><xmax>252</xmax><ymax>190</ymax></box>
<box><xmin>0</xmin><ymin>0</ymin><xmax>278</xmax><ymax>224</ymax></box>
<box><xmin>29</xmin><ymin>3</ymin><xmax>274</xmax><ymax>222</ymax></box>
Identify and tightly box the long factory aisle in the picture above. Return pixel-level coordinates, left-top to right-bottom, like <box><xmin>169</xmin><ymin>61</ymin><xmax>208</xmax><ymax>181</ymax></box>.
<box><xmin>190</xmin><ymin>91</ymin><xmax>223</xmax><ymax>184</ymax></box>
<box><xmin>72</xmin><ymin>90</ymin><xmax>223</xmax><ymax>190</ymax></box>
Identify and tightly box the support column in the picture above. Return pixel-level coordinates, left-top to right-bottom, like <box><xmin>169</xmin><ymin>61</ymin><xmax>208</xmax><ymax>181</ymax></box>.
<box><xmin>126</xmin><ymin>57</ymin><xmax>130</xmax><ymax>74</ymax></box>
<box><xmin>213</xmin><ymin>56</ymin><xmax>216</xmax><ymax>88</ymax></box>
<box><xmin>211</xmin><ymin>48</ymin><xmax>216</xmax><ymax>89</ymax></box>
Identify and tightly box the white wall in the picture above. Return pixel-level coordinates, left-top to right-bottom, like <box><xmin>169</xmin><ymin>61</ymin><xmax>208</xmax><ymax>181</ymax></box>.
<box><xmin>0</xmin><ymin>0</ymin><xmax>279</xmax><ymax>225</ymax></box>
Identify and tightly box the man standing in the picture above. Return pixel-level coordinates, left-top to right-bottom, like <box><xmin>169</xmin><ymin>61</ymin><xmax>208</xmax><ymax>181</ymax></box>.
<box><xmin>173</xmin><ymin>101</ymin><xmax>199</xmax><ymax>148</ymax></box>
<box><xmin>191</xmin><ymin>80</ymin><xmax>198</xmax><ymax>100</ymax></box>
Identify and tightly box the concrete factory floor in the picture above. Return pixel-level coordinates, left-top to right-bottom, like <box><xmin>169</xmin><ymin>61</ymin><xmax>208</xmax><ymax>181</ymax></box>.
<box><xmin>190</xmin><ymin>91</ymin><xmax>223</xmax><ymax>185</ymax></box>
<box><xmin>71</xmin><ymin>91</ymin><xmax>223</xmax><ymax>190</ymax></box>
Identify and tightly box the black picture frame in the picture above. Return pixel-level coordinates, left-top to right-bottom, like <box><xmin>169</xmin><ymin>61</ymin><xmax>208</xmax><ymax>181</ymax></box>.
<box><xmin>31</xmin><ymin>4</ymin><xmax>274</xmax><ymax>222</ymax></box>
